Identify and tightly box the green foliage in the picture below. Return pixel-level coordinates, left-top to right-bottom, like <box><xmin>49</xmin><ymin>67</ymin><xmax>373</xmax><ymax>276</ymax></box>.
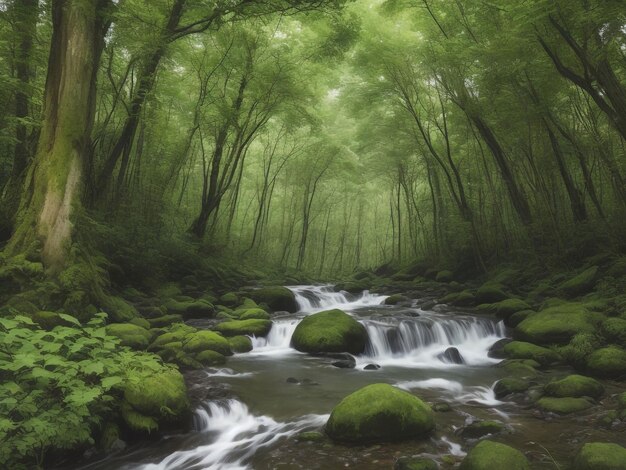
<box><xmin>0</xmin><ymin>313</ymin><xmax>176</xmax><ymax>468</ymax></box>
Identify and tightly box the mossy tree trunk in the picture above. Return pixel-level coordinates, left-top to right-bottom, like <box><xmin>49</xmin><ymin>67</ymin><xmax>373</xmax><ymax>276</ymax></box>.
<box><xmin>7</xmin><ymin>0</ymin><xmax>110</xmax><ymax>272</ymax></box>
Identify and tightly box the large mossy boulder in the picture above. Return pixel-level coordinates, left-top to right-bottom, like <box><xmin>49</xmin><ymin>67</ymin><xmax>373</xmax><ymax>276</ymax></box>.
<box><xmin>572</xmin><ymin>442</ymin><xmax>626</xmax><ymax>470</ymax></box>
<box><xmin>494</xmin><ymin>378</ymin><xmax>530</xmax><ymax>399</ymax></box>
<box><xmin>475</xmin><ymin>284</ymin><xmax>509</xmax><ymax>304</ymax></box>
<box><xmin>514</xmin><ymin>303</ymin><xmax>601</xmax><ymax>345</ymax></box>
<box><xmin>537</xmin><ymin>397</ymin><xmax>593</xmax><ymax>414</ymax></box>
<box><xmin>247</xmin><ymin>286</ymin><xmax>298</xmax><ymax>312</ymax></box>
<box><xmin>325</xmin><ymin>384</ymin><xmax>434</xmax><ymax>443</ymax></box>
<box><xmin>238</xmin><ymin>308</ymin><xmax>271</xmax><ymax>320</ymax></box>
<box><xmin>228</xmin><ymin>335</ymin><xmax>253</xmax><ymax>353</ymax></box>
<box><xmin>164</xmin><ymin>299</ymin><xmax>214</xmax><ymax>319</ymax></box>
<box><xmin>479</xmin><ymin>299</ymin><xmax>531</xmax><ymax>319</ymax></box>
<box><xmin>502</xmin><ymin>341</ymin><xmax>560</xmax><ymax>366</ymax></box>
<box><xmin>182</xmin><ymin>330</ymin><xmax>232</xmax><ymax>356</ymax></box>
<box><xmin>122</xmin><ymin>368</ymin><xmax>189</xmax><ymax>432</ymax></box>
<box><xmin>544</xmin><ymin>375</ymin><xmax>604</xmax><ymax>399</ymax></box>
<box><xmin>214</xmin><ymin>319</ymin><xmax>272</xmax><ymax>337</ymax></box>
<box><xmin>586</xmin><ymin>346</ymin><xmax>626</xmax><ymax>379</ymax></box>
<box><xmin>602</xmin><ymin>318</ymin><xmax>626</xmax><ymax>344</ymax></box>
<box><xmin>291</xmin><ymin>309</ymin><xmax>368</xmax><ymax>354</ymax></box>
<box><xmin>106</xmin><ymin>323</ymin><xmax>153</xmax><ymax>349</ymax></box>
<box><xmin>460</xmin><ymin>441</ymin><xmax>529</xmax><ymax>470</ymax></box>
<box><xmin>559</xmin><ymin>266</ymin><xmax>598</xmax><ymax>297</ymax></box>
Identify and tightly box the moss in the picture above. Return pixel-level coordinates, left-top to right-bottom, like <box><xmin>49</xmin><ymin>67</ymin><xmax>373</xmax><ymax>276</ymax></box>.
<box><xmin>435</xmin><ymin>270</ymin><xmax>454</xmax><ymax>282</ymax></box>
<box><xmin>291</xmin><ymin>309</ymin><xmax>368</xmax><ymax>354</ymax></box>
<box><xmin>121</xmin><ymin>402</ymin><xmax>158</xmax><ymax>433</ymax></box>
<box><xmin>155</xmin><ymin>283</ymin><xmax>182</xmax><ymax>299</ymax></box>
<box><xmin>238</xmin><ymin>308</ymin><xmax>270</xmax><ymax>320</ymax></box>
<box><xmin>537</xmin><ymin>397</ymin><xmax>593</xmax><ymax>414</ymax></box>
<box><xmin>440</xmin><ymin>290</ymin><xmax>475</xmax><ymax>307</ymax></box>
<box><xmin>586</xmin><ymin>346</ymin><xmax>626</xmax><ymax>379</ymax></box>
<box><xmin>557</xmin><ymin>333</ymin><xmax>602</xmax><ymax>368</ymax></box>
<box><xmin>489</xmin><ymin>299</ymin><xmax>532</xmax><ymax>319</ymax></box>
<box><xmin>239</xmin><ymin>297</ymin><xmax>259</xmax><ymax>309</ymax></box>
<box><xmin>147</xmin><ymin>314</ymin><xmax>183</xmax><ymax>328</ymax></box>
<box><xmin>149</xmin><ymin>324</ymin><xmax>196</xmax><ymax>349</ymax></box>
<box><xmin>219</xmin><ymin>292</ymin><xmax>240</xmax><ymax>306</ymax></box>
<box><xmin>514</xmin><ymin>303</ymin><xmax>601</xmax><ymax>345</ymax></box>
<box><xmin>296</xmin><ymin>431</ymin><xmax>326</xmax><ymax>442</ymax></box>
<box><xmin>182</xmin><ymin>330</ymin><xmax>232</xmax><ymax>356</ymax></box>
<box><xmin>497</xmin><ymin>359</ymin><xmax>538</xmax><ymax>378</ymax></box>
<box><xmin>602</xmin><ymin>318</ymin><xmax>626</xmax><ymax>344</ymax></box>
<box><xmin>502</xmin><ymin>341</ymin><xmax>560</xmax><ymax>366</ymax></box>
<box><xmin>195</xmin><ymin>350</ymin><xmax>226</xmax><ymax>366</ymax></box>
<box><xmin>216</xmin><ymin>311</ymin><xmax>236</xmax><ymax>320</ymax></box>
<box><xmin>97</xmin><ymin>421</ymin><xmax>120</xmax><ymax>451</ymax></box>
<box><xmin>165</xmin><ymin>299</ymin><xmax>214</xmax><ymax>319</ymax></box>
<box><xmin>544</xmin><ymin>375</ymin><xmax>604</xmax><ymax>399</ymax></box>
<box><xmin>228</xmin><ymin>335</ymin><xmax>253</xmax><ymax>353</ymax></box>
<box><xmin>247</xmin><ymin>286</ymin><xmax>298</xmax><ymax>312</ymax></box>
<box><xmin>459</xmin><ymin>441</ymin><xmax>530</xmax><ymax>470</ymax></box>
<box><xmin>572</xmin><ymin>442</ymin><xmax>626</xmax><ymax>470</ymax></box>
<box><xmin>102</xmin><ymin>296</ymin><xmax>138</xmax><ymax>322</ymax></box>
<box><xmin>129</xmin><ymin>317</ymin><xmax>151</xmax><ymax>329</ymax></box>
<box><xmin>506</xmin><ymin>309</ymin><xmax>534</xmax><ymax>328</ymax></box>
<box><xmin>123</xmin><ymin>368</ymin><xmax>189</xmax><ymax>423</ymax></box>
<box><xmin>394</xmin><ymin>457</ymin><xmax>438</xmax><ymax>470</ymax></box>
<box><xmin>105</xmin><ymin>323</ymin><xmax>153</xmax><ymax>349</ymax></box>
<box><xmin>385</xmin><ymin>293</ymin><xmax>410</xmax><ymax>305</ymax></box>
<box><xmin>2</xmin><ymin>295</ymin><xmax>39</xmax><ymax>315</ymax></box>
<box><xmin>325</xmin><ymin>383</ymin><xmax>434</xmax><ymax>443</ymax></box>
<box><xmin>559</xmin><ymin>266</ymin><xmax>598</xmax><ymax>297</ymax></box>
<box><xmin>214</xmin><ymin>319</ymin><xmax>272</xmax><ymax>337</ymax></box>
<box><xmin>460</xmin><ymin>420</ymin><xmax>504</xmax><ymax>438</ymax></box>
<box><xmin>475</xmin><ymin>283</ymin><xmax>509</xmax><ymax>304</ymax></box>
<box><xmin>31</xmin><ymin>311</ymin><xmax>77</xmax><ymax>330</ymax></box>
<box><xmin>494</xmin><ymin>378</ymin><xmax>530</xmax><ymax>399</ymax></box>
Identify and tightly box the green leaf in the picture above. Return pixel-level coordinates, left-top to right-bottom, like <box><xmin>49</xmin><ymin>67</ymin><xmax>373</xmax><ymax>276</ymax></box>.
<box><xmin>101</xmin><ymin>376</ymin><xmax>123</xmax><ymax>389</ymax></box>
<box><xmin>57</xmin><ymin>313</ymin><xmax>81</xmax><ymax>327</ymax></box>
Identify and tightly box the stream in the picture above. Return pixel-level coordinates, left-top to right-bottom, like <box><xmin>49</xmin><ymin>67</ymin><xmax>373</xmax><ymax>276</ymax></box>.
<box><xmin>79</xmin><ymin>286</ymin><xmax>624</xmax><ymax>469</ymax></box>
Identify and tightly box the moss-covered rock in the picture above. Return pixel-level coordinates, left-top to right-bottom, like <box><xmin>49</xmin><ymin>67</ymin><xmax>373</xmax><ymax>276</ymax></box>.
<box><xmin>219</xmin><ymin>292</ymin><xmax>240</xmax><ymax>307</ymax></box>
<box><xmin>544</xmin><ymin>375</ymin><xmax>604</xmax><ymax>399</ymax></box>
<box><xmin>435</xmin><ymin>270</ymin><xmax>454</xmax><ymax>283</ymax></box>
<box><xmin>440</xmin><ymin>290</ymin><xmax>475</xmax><ymax>307</ymax></box>
<box><xmin>536</xmin><ymin>397</ymin><xmax>593</xmax><ymax>414</ymax></box>
<box><xmin>586</xmin><ymin>346</ymin><xmax>626</xmax><ymax>379</ymax></box>
<box><xmin>238</xmin><ymin>308</ymin><xmax>271</xmax><ymax>320</ymax></box>
<box><xmin>514</xmin><ymin>303</ymin><xmax>601</xmax><ymax>345</ymax></box>
<box><xmin>122</xmin><ymin>368</ymin><xmax>189</xmax><ymax>431</ymax></box>
<box><xmin>147</xmin><ymin>314</ymin><xmax>184</xmax><ymax>328</ymax></box>
<box><xmin>165</xmin><ymin>299</ymin><xmax>214</xmax><ymax>319</ymax></box>
<box><xmin>291</xmin><ymin>309</ymin><xmax>368</xmax><ymax>355</ymax></box>
<box><xmin>572</xmin><ymin>442</ymin><xmax>626</xmax><ymax>470</ymax></box>
<box><xmin>503</xmin><ymin>341</ymin><xmax>560</xmax><ymax>366</ymax></box>
<box><xmin>497</xmin><ymin>359</ymin><xmax>539</xmax><ymax>378</ymax></box>
<box><xmin>129</xmin><ymin>317</ymin><xmax>151</xmax><ymax>329</ymax></box>
<box><xmin>460</xmin><ymin>420</ymin><xmax>504</xmax><ymax>438</ymax></box>
<box><xmin>103</xmin><ymin>296</ymin><xmax>138</xmax><ymax>322</ymax></box>
<box><xmin>228</xmin><ymin>335</ymin><xmax>253</xmax><ymax>353</ymax></box>
<box><xmin>505</xmin><ymin>309</ymin><xmax>534</xmax><ymax>328</ymax></box>
<box><xmin>460</xmin><ymin>441</ymin><xmax>530</xmax><ymax>470</ymax></box>
<box><xmin>394</xmin><ymin>457</ymin><xmax>438</xmax><ymax>470</ymax></box>
<box><xmin>296</xmin><ymin>431</ymin><xmax>326</xmax><ymax>442</ymax></box>
<box><xmin>602</xmin><ymin>318</ymin><xmax>626</xmax><ymax>344</ymax></box>
<box><xmin>475</xmin><ymin>284</ymin><xmax>509</xmax><ymax>304</ymax></box>
<box><xmin>214</xmin><ymin>319</ymin><xmax>272</xmax><ymax>337</ymax></box>
<box><xmin>182</xmin><ymin>330</ymin><xmax>232</xmax><ymax>356</ymax></box>
<box><xmin>385</xmin><ymin>294</ymin><xmax>410</xmax><ymax>305</ymax></box>
<box><xmin>481</xmin><ymin>299</ymin><xmax>532</xmax><ymax>319</ymax></box>
<box><xmin>559</xmin><ymin>266</ymin><xmax>598</xmax><ymax>297</ymax></box>
<box><xmin>195</xmin><ymin>350</ymin><xmax>227</xmax><ymax>366</ymax></box>
<box><xmin>247</xmin><ymin>286</ymin><xmax>298</xmax><ymax>312</ymax></box>
<box><xmin>325</xmin><ymin>384</ymin><xmax>434</xmax><ymax>443</ymax></box>
<box><xmin>494</xmin><ymin>378</ymin><xmax>530</xmax><ymax>399</ymax></box>
<box><xmin>106</xmin><ymin>323</ymin><xmax>153</xmax><ymax>349</ymax></box>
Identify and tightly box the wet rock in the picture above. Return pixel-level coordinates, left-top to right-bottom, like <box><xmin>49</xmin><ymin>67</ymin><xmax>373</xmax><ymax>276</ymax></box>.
<box><xmin>364</xmin><ymin>363</ymin><xmax>381</xmax><ymax>370</ymax></box>
<box><xmin>488</xmin><ymin>338</ymin><xmax>513</xmax><ymax>359</ymax></box>
<box><xmin>332</xmin><ymin>359</ymin><xmax>356</xmax><ymax>369</ymax></box>
<box><xmin>536</xmin><ymin>397</ymin><xmax>594</xmax><ymax>415</ymax></box>
<box><xmin>544</xmin><ymin>374</ymin><xmax>604</xmax><ymax>399</ymax></box>
<box><xmin>296</xmin><ymin>431</ymin><xmax>325</xmax><ymax>442</ymax></box>
<box><xmin>459</xmin><ymin>420</ymin><xmax>504</xmax><ymax>438</ymax></box>
<box><xmin>286</xmin><ymin>377</ymin><xmax>300</xmax><ymax>384</ymax></box>
<box><xmin>438</xmin><ymin>347</ymin><xmax>464</xmax><ymax>364</ymax></box>
<box><xmin>301</xmin><ymin>378</ymin><xmax>319</xmax><ymax>386</ymax></box>
<box><xmin>586</xmin><ymin>346</ymin><xmax>626</xmax><ymax>379</ymax></box>
<box><xmin>394</xmin><ymin>457</ymin><xmax>438</xmax><ymax>470</ymax></box>
<box><xmin>385</xmin><ymin>294</ymin><xmax>410</xmax><ymax>305</ymax></box>
<box><xmin>291</xmin><ymin>309</ymin><xmax>368</xmax><ymax>354</ymax></box>
<box><xmin>460</xmin><ymin>441</ymin><xmax>530</xmax><ymax>470</ymax></box>
<box><xmin>494</xmin><ymin>378</ymin><xmax>529</xmax><ymax>399</ymax></box>
<box><xmin>572</xmin><ymin>442</ymin><xmax>626</xmax><ymax>470</ymax></box>
<box><xmin>502</xmin><ymin>341</ymin><xmax>560</xmax><ymax>366</ymax></box>
<box><xmin>433</xmin><ymin>402</ymin><xmax>452</xmax><ymax>412</ymax></box>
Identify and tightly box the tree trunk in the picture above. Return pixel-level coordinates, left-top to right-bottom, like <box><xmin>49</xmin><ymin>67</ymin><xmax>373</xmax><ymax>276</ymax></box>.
<box><xmin>8</xmin><ymin>0</ymin><xmax>109</xmax><ymax>272</ymax></box>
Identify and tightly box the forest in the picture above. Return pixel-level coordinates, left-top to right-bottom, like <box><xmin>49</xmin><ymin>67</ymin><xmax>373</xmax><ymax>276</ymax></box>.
<box><xmin>0</xmin><ymin>0</ymin><xmax>625</xmax><ymax>468</ymax></box>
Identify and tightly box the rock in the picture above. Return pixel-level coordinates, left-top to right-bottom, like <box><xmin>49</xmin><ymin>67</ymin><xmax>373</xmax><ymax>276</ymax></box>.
<box><xmin>214</xmin><ymin>319</ymin><xmax>272</xmax><ymax>337</ymax></box>
<box><xmin>247</xmin><ymin>286</ymin><xmax>298</xmax><ymax>312</ymax></box>
<box><xmin>502</xmin><ymin>341</ymin><xmax>560</xmax><ymax>366</ymax></box>
<box><xmin>438</xmin><ymin>347</ymin><xmax>465</xmax><ymax>364</ymax></box>
<box><xmin>459</xmin><ymin>441</ymin><xmax>530</xmax><ymax>470</ymax></box>
<box><xmin>149</xmin><ymin>324</ymin><xmax>195</xmax><ymax>350</ymax></box>
<box><xmin>536</xmin><ymin>397</ymin><xmax>594</xmax><ymax>414</ymax></box>
<box><xmin>165</xmin><ymin>299</ymin><xmax>214</xmax><ymax>319</ymax></box>
<box><xmin>385</xmin><ymin>294</ymin><xmax>409</xmax><ymax>305</ymax></box>
<box><xmin>460</xmin><ymin>420</ymin><xmax>504</xmax><ymax>438</ymax></box>
<box><xmin>296</xmin><ymin>431</ymin><xmax>325</xmax><ymax>442</ymax></box>
<box><xmin>122</xmin><ymin>368</ymin><xmax>189</xmax><ymax>432</ymax></box>
<box><xmin>325</xmin><ymin>383</ymin><xmax>434</xmax><ymax>443</ymax></box>
<box><xmin>572</xmin><ymin>442</ymin><xmax>626</xmax><ymax>470</ymax></box>
<box><xmin>488</xmin><ymin>338</ymin><xmax>513</xmax><ymax>359</ymax></box>
<box><xmin>364</xmin><ymin>363</ymin><xmax>381</xmax><ymax>370</ymax></box>
<box><xmin>102</xmin><ymin>296</ymin><xmax>138</xmax><ymax>322</ymax></box>
<box><xmin>497</xmin><ymin>359</ymin><xmax>539</xmax><ymax>378</ymax></box>
<box><xmin>237</xmin><ymin>308</ymin><xmax>271</xmax><ymax>320</ymax></box>
<box><xmin>544</xmin><ymin>375</ymin><xmax>604</xmax><ymax>399</ymax></box>
<box><xmin>475</xmin><ymin>284</ymin><xmax>509</xmax><ymax>304</ymax></box>
<box><xmin>147</xmin><ymin>314</ymin><xmax>184</xmax><ymax>328</ymax></box>
<box><xmin>291</xmin><ymin>309</ymin><xmax>368</xmax><ymax>355</ymax></box>
<box><xmin>286</xmin><ymin>377</ymin><xmax>300</xmax><ymax>384</ymax></box>
<box><xmin>602</xmin><ymin>317</ymin><xmax>626</xmax><ymax>344</ymax></box>
<box><xmin>129</xmin><ymin>317</ymin><xmax>151</xmax><ymax>330</ymax></box>
<box><xmin>195</xmin><ymin>350</ymin><xmax>226</xmax><ymax>366</ymax></box>
<box><xmin>505</xmin><ymin>309</ymin><xmax>533</xmax><ymax>328</ymax></box>
<box><xmin>494</xmin><ymin>378</ymin><xmax>529</xmax><ymax>399</ymax></box>
<box><xmin>219</xmin><ymin>292</ymin><xmax>239</xmax><ymax>306</ymax></box>
<box><xmin>332</xmin><ymin>357</ymin><xmax>356</xmax><ymax>369</ymax></box>
<box><xmin>228</xmin><ymin>335</ymin><xmax>253</xmax><ymax>353</ymax></box>
<box><xmin>559</xmin><ymin>266</ymin><xmax>598</xmax><ymax>297</ymax></box>
<box><xmin>479</xmin><ymin>299</ymin><xmax>531</xmax><ymax>319</ymax></box>
<box><xmin>183</xmin><ymin>330</ymin><xmax>232</xmax><ymax>356</ymax></box>
<box><xmin>394</xmin><ymin>457</ymin><xmax>438</xmax><ymax>470</ymax></box>
<box><xmin>440</xmin><ymin>290</ymin><xmax>475</xmax><ymax>307</ymax></box>
<box><xmin>435</xmin><ymin>270</ymin><xmax>454</xmax><ymax>283</ymax></box>
<box><xmin>586</xmin><ymin>346</ymin><xmax>626</xmax><ymax>379</ymax></box>
<box><xmin>105</xmin><ymin>323</ymin><xmax>153</xmax><ymax>349</ymax></box>
<box><xmin>514</xmin><ymin>302</ymin><xmax>601</xmax><ymax>345</ymax></box>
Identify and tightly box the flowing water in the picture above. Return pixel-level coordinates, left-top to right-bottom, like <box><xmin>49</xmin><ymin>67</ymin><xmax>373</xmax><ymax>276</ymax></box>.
<box><xmin>78</xmin><ymin>286</ymin><xmax>624</xmax><ymax>470</ymax></box>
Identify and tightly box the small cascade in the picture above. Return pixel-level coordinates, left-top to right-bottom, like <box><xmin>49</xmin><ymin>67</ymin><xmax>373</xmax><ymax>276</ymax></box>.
<box><xmin>139</xmin><ymin>400</ymin><xmax>328</xmax><ymax>470</ymax></box>
<box><xmin>250</xmin><ymin>319</ymin><xmax>300</xmax><ymax>354</ymax></box>
<box><xmin>288</xmin><ymin>285</ymin><xmax>388</xmax><ymax>314</ymax></box>
<box><xmin>361</xmin><ymin>313</ymin><xmax>506</xmax><ymax>367</ymax></box>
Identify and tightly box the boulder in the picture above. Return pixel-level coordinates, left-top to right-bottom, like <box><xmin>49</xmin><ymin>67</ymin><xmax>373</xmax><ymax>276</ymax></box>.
<box><xmin>247</xmin><ymin>286</ymin><xmax>298</xmax><ymax>312</ymax></box>
<box><xmin>435</xmin><ymin>270</ymin><xmax>454</xmax><ymax>282</ymax></box>
<box><xmin>488</xmin><ymin>338</ymin><xmax>513</xmax><ymax>359</ymax></box>
<box><xmin>536</xmin><ymin>397</ymin><xmax>594</xmax><ymax>414</ymax></box>
<box><xmin>105</xmin><ymin>323</ymin><xmax>153</xmax><ymax>349</ymax></box>
<box><xmin>586</xmin><ymin>346</ymin><xmax>626</xmax><ymax>379</ymax></box>
<box><xmin>385</xmin><ymin>294</ymin><xmax>409</xmax><ymax>305</ymax></box>
<box><xmin>494</xmin><ymin>378</ymin><xmax>530</xmax><ymax>399</ymax></box>
<box><xmin>182</xmin><ymin>330</ymin><xmax>232</xmax><ymax>356</ymax></box>
<box><xmin>364</xmin><ymin>363</ymin><xmax>381</xmax><ymax>370</ymax></box>
<box><xmin>475</xmin><ymin>284</ymin><xmax>509</xmax><ymax>304</ymax></box>
<box><xmin>325</xmin><ymin>384</ymin><xmax>434</xmax><ymax>443</ymax></box>
<box><xmin>460</xmin><ymin>441</ymin><xmax>530</xmax><ymax>470</ymax></box>
<box><xmin>394</xmin><ymin>457</ymin><xmax>438</xmax><ymax>470</ymax></box>
<box><xmin>438</xmin><ymin>347</ymin><xmax>465</xmax><ymax>364</ymax></box>
<box><xmin>291</xmin><ymin>309</ymin><xmax>368</xmax><ymax>354</ymax></box>
<box><xmin>479</xmin><ymin>299</ymin><xmax>531</xmax><ymax>319</ymax></box>
<box><xmin>602</xmin><ymin>318</ymin><xmax>626</xmax><ymax>344</ymax></box>
<box><xmin>544</xmin><ymin>375</ymin><xmax>604</xmax><ymax>399</ymax></box>
<box><xmin>164</xmin><ymin>299</ymin><xmax>214</xmax><ymax>319</ymax></box>
<box><xmin>228</xmin><ymin>335</ymin><xmax>253</xmax><ymax>353</ymax></box>
<box><xmin>195</xmin><ymin>350</ymin><xmax>227</xmax><ymax>366</ymax></box>
<box><xmin>572</xmin><ymin>442</ymin><xmax>626</xmax><ymax>470</ymax></box>
<box><xmin>238</xmin><ymin>308</ymin><xmax>271</xmax><ymax>320</ymax></box>
<box><xmin>505</xmin><ymin>309</ymin><xmax>533</xmax><ymax>328</ymax></box>
<box><xmin>460</xmin><ymin>420</ymin><xmax>504</xmax><ymax>438</ymax></box>
<box><xmin>147</xmin><ymin>314</ymin><xmax>184</xmax><ymax>328</ymax></box>
<box><xmin>559</xmin><ymin>266</ymin><xmax>598</xmax><ymax>297</ymax></box>
<box><xmin>214</xmin><ymin>319</ymin><xmax>272</xmax><ymax>337</ymax></box>
<box><xmin>502</xmin><ymin>341</ymin><xmax>560</xmax><ymax>366</ymax></box>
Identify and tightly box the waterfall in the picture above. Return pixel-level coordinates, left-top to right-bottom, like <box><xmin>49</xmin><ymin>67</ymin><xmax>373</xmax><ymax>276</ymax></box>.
<box><xmin>288</xmin><ymin>285</ymin><xmax>388</xmax><ymax>313</ymax></box>
<box><xmin>250</xmin><ymin>319</ymin><xmax>300</xmax><ymax>354</ymax></box>
<box><xmin>138</xmin><ymin>400</ymin><xmax>328</xmax><ymax>470</ymax></box>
